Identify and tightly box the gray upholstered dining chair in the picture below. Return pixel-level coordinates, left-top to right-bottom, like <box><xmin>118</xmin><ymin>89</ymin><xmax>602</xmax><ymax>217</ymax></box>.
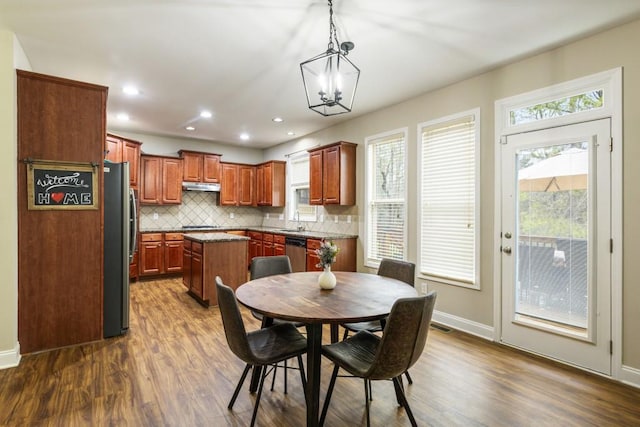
<box><xmin>215</xmin><ymin>277</ymin><xmax>308</xmax><ymax>427</ymax></box>
<box><xmin>249</xmin><ymin>255</ymin><xmax>305</xmax><ymax>392</ymax></box>
<box><xmin>320</xmin><ymin>291</ymin><xmax>437</xmax><ymax>427</ymax></box>
<box><xmin>341</xmin><ymin>258</ymin><xmax>417</xmax><ymax>383</ymax></box>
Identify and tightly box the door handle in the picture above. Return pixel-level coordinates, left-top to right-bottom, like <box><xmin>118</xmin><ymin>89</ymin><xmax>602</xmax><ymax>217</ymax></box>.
<box><xmin>502</xmin><ymin>246</ymin><xmax>512</xmax><ymax>255</ymax></box>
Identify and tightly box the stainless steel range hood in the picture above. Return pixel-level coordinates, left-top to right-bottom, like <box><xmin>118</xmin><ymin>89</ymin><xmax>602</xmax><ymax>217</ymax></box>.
<box><xmin>181</xmin><ymin>182</ymin><xmax>221</xmax><ymax>192</ymax></box>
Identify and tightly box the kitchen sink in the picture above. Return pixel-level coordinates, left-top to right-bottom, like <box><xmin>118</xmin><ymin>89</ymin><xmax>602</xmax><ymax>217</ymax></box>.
<box><xmin>278</xmin><ymin>228</ymin><xmax>302</xmax><ymax>232</ymax></box>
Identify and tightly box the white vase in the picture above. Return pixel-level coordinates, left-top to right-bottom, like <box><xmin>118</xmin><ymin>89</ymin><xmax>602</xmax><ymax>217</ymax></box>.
<box><xmin>318</xmin><ymin>265</ymin><xmax>337</xmax><ymax>289</ymax></box>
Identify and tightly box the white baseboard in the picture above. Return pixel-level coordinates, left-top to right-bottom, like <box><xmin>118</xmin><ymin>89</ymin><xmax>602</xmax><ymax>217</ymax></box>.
<box><xmin>0</xmin><ymin>342</ymin><xmax>21</xmax><ymax>370</ymax></box>
<box><xmin>432</xmin><ymin>310</ymin><xmax>494</xmax><ymax>341</ymax></box>
<box><xmin>619</xmin><ymin>364</ymin><xmax>640</xmax><ymax>389</ymax></box>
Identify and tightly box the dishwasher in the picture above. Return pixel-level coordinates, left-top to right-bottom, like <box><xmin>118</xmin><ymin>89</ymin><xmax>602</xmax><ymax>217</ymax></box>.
<box><xmin>285</xmin><ymin>236</ymin><xmax>307</xmax><ymax>272</ymax></box>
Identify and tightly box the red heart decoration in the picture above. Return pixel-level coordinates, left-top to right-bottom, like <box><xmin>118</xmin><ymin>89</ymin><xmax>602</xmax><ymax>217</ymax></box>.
<box><xmin>51</xmin><ymin>193</ymin><xmax>64</xmax><ymax>203</ymax></box>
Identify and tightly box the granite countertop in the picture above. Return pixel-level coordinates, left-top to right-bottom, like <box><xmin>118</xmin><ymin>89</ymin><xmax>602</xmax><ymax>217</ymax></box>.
<box><xmin>140</xmin><ymin>226</ymin><xmax>357</xmax><ymax>240</ymax></box>
<box><xmin>183</xmin><ymin>232</ymin><xmax>249</xmax><ymax>243</ymax></box>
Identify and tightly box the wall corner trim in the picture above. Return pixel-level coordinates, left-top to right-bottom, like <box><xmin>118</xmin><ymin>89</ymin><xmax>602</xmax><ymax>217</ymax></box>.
<box><xmin>0</xmin><ymin>342</ymin><xmax>21</xmax><ymax>370</ymax></box>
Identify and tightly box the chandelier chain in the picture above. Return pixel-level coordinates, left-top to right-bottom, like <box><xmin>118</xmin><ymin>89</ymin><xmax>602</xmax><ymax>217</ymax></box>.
<box><xmin>327</xmin><ymin>0</ymin><xmax>341</xmax><ymax>53</ymax></box>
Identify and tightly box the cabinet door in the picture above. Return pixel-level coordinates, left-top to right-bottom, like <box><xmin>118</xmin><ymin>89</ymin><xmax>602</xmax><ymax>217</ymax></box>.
<box><xmin>162</xmin><ymin>158</ymin><xmax>183</xmax><ymax>204</ymax></box>
<box><xmin>238</xmin><ymin>165</ymin><xmax>255</xmax><ymax>206</ymax></box>
<box><xmin>140</xmin><ymin>240</ymin><xmax>163</xmax><ymax>275</ymax></box>
<box><xmin>182</xmin><ymin>247</ymin><xmax>191</xmax><ymax>288</ymax></box>
<box><xmin>220</xmin><ymin>163</ymin><xmax>238</xmax><ymax>205</ymax></box>
<box><xmin>165</xmin><ymin>240</ymin><xmax>184</xmax><ymax>273</ymax></box>
<box><xmin>140</xmin><ymin>156</ymin><xmax>162</xmax><ymax>204</ymax></box>
<box><xmin>322</xmin><ymin>145</ymin><xmax>341</xmax><ymax>204</ymax></box>
<box><xmin>309</xmin><ymin>149</ymin><xmax>324</xmax><ymax>205</ymax></box>
<box><xmin>105</xmin><ymin>135</ymin><xmax>122</xmax><ymax>162</ymax></box>
<box><xmin>255</xmin><ymin>164</ymin><xmax>265</xmax><ymax>205</ymax></box>
<box><xmin>203</xmin><ymin>154</ymin><xmax>221</xmax><ymax>183</ymax></box>
<box><xmin>274</xmin><ymin>243</ymin><xmax>285</xmax><ymax>256</ymax></box>
<box><xmin>123</xmin><ymin>140</ymin><xmax>140</xmax><ymax>189</ymax></box>
<box><xmin>182</xmin><ymin>152</ymin><xmax>202</xmax><ymax>182</ymax></box>
<box><xmin>191</xmin><ymin>251</ymin><xmax>203</xmax><ymax>299</ymax></box>
<box><xmin>129</xmin><ymin>250</ymin><xmax>138</xmax><ymax>280</ymax></box>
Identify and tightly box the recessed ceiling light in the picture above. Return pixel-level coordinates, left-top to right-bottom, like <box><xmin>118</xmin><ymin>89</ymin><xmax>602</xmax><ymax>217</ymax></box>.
<box><xmin>116</xmin><ymin>113</ymin><xmax>130</xmax><ymax>121</ymax></box>
<box><xmin>200</xmin><ymin>110</ymin><xmax>212</xmax><ymax>118</ymax></box>
<box><xmin>185</xmin><ymin>126</ymin><xmax>195</xmax><ymax>131</ymax></box>
<box><xmin>240</xmin><ymin>133</ymin><xmax>250</xmax><ymax>141</ymax></box>
<box><xmin>122</xmin><ymin>85</ymin><xmax>139</xmax><ymax>96</ymax></box>
<box><xmin>272</xmin><ymin>117</ymin><xmax>283</xmax><ymax>123</ymax></box>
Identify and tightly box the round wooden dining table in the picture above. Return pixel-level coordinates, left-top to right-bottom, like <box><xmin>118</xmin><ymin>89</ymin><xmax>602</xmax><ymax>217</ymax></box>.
<box><xmin>235</xmin><ymin>271</ymin><xmax>418</xmax><ymax>427</ymax></box>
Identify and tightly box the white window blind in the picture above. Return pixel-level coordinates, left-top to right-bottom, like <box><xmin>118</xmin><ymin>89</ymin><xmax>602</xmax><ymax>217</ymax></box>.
<box><xmin>420</xmin><ymin>112</ymin><xmax>478</xmax><ymax>286</ymax></box>
<box><xmin>366</xmin><ymin>131</ymin><xmax>407</xmax><ymax>265</ymax></box>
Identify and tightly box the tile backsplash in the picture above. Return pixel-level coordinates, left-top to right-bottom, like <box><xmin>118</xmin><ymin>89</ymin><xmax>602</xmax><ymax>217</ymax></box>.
<box><xmin>139</xmin><ymin>191</ymin><xmax>359</xmax><ymax>235</ymax></box>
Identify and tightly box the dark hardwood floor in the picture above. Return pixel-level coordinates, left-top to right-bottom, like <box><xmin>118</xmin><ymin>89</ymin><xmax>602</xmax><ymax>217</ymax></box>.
<box><xmin>1</xmin><ymin>277</ymin><xmax>639</xmax><ymax>426</ymax></box>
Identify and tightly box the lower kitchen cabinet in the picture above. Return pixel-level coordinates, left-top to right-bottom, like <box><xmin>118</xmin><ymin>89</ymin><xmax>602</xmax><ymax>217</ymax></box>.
<box><xmin>140</xmin><ymin>232</ymin><xmax>183</xmax><ymax>276</ymax></box>
<box><xmin>273</xmin><ymin>234</ymin><xmax>285</xmax><ymax>256</ymax></box>
<box><xmin>306</xmin><ymin>237</ymin><xmax>357</xmax><ymax>272</ymax></box>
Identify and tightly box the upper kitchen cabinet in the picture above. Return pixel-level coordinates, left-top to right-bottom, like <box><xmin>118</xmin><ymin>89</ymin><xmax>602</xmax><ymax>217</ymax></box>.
<box><xmin>178</xmin><ymin>150</ymin><xmax>221</xmax><ymax>183</ymax></box>
<box><xmin>140</xmin><ymin>154</ymin><xmax>183</xmax><ymax>204</ymax></box>
<box><xmin>219</xmin><ymin>162</ymin><xmax>255</xmax><ymax>206</ymax></box>
<box><xmin>105</xmin><ymin>133</ymin><xmax>141</xmax><ymax>189</ymax></box>
<box><xmin>256</xmin><ymin>160</ymin><xmax>286</xmax><ymax>207</ymax></box>
<box><xmin>308</xmin><ymin>141</ymin><xmax>356</xmax><ymax>205</ymax></box>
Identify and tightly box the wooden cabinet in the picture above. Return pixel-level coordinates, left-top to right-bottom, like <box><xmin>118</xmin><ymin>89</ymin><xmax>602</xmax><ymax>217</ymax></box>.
<box><xmin>106</xmin><ymin>133</ymin><xmax>142</xmax><ymax>189</ymax></box>
<box><xmin>140</xmin><ymin>233</ymin><xmax>164</xmax><ymax>275</ymax></box>
<box><xmin>262</xmin><ymin>233</ymin><xmax>274</xmax><ymax>257</ymax></box>
<box><xmin>179</xmin><ymin>150</ymin><xmax>221</xmax><ymax>183</ymax></box>
<box><xmin>140</xmin><ymin>232</ymin><xmax>183</xmax><ymax>276</ymax></box>
<box><xmin>273</xmin><ymin>234</ymin><xmax>286</xmax><ymax>256</ymax></box>
<box><xmin>164</xmin><ymin>233</ymin><xmax>184</xmax><ymax>273</ymax></box>
<box><xmin>248</xmin><ymin>230</ymin><xmax>263</xmax><ymax>264</ymax></box>
<box><xmin>306</xmin><ymin>237</ymin><xmax>357</xmax><ymax>272</ymax></box>
<box><xmin>308</xmin><ymin>141</ymin><xmax>356</xmax><ymax>205</ymax></box>
<box><xmin>182</xmin><ymin>239</ymin><xmax>192</xmax><ymax>289</ymax></box>
<box><xmin>140</xmin><ymin>155</ymin><xmax>183</xmax><ymax>204</ymax></box>
<box><xmin>256</xmin><ymin>161</ymin><xmax>286</xmax><ymax>207</ymax></box>
<box><xmin>129</xmin><ymin>250</ymin><xmax>139</xmax><ymax>281</ymax></box>
<box><xmin>191</xmin><ymin>242</ymin><xmax>204</xmax><ymax>299</ymax></box>
<box><xmin>220</xmin><ymin>163</ymin><xmax>255</xmax><ymax>206</ymax></box>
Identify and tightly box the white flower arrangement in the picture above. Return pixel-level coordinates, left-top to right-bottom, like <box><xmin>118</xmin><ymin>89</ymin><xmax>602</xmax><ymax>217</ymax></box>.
<box><xmin>315</xmin><ymin>240</ymin><xmax>339</xmax><ymax>269</ymax></box>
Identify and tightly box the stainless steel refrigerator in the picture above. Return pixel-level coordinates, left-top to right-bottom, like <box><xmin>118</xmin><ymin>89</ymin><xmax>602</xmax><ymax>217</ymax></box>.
<box><xmin>103</xmin><ymin>161</ymin><xmax>137</xmax><ymax>337</ymax></box>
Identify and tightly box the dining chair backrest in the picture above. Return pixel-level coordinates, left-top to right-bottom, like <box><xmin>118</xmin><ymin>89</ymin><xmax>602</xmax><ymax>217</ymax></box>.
<box><xmin>215</xmin><ymin>277</ymin><xmax>253</xmax><ymax>363</ymax></box>
<box><xmin>377</xmin><ymin>258</ymin><xmax>415</xmax><ymax>287</ymax></box>
<box><xmin>250</xmin><ymin>255</ymin><xmax>292</xmax><ymax>280</ymax></box>
<box><xmin>366</xmin><ymin>291</ymin><xmax>437</xmax><ymax>381</ymax></box>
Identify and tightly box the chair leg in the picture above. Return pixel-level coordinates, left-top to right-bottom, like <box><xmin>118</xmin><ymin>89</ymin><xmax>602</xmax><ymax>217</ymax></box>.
<box><xmin>342</xmin><ymin>327</ymin><xmax>349</xmax><ymax>340</ymax></box>
<box><xmin>229</xmin><ymin>364</ymin><xmax>252</xmax><ymax>410</ymax></box>
<box><xmin>368</xmin><ymin>379</ymin><xmax>373</xmax><ymax>400</ymax></box>
<box><xmin>392</xmin><ymin>377</ymin><xmax>417</xmax><ymax>427</ymax></box>
<box><xmin>284</xmin><ymin>359</ymin><xmax>288</xmax><ymax>394</ymax></box>
<box><xmin>250</xmin><ymin>364</ymin><xmax>269</xmax><ymax>427</ymax></box>
<box><xmin>393</xmin><ymin>375</ymin><xmax>405</xmax><ymax>406</ymax></box>
<box><xmin>270</xmin><ymin>364</ymin><xmax>277</xmax><ymax>391</ymax></box>
<box><xmin>404</xmin><ymin>369</ymin><xmax>413</xmax><ymax>385</ymax></box>
<box><xmin>297</xmin><ymin>355</ymin><xmax>307</xmax><ymax>400</ymax></box>
<box><xmin>364</xmin><ymin>379</ymin><xmax>371</xmax><ymax>427</ymax></box>
<box><xmin>319</xmin><ymin>364</ymin><xmax>340</xmax><ymax>427</ymax></box>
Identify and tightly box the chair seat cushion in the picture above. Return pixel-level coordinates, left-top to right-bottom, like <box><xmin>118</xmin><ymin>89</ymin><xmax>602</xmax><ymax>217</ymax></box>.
<box><xmin>321</xmin><ymin>330</ymin><xmax>380</xmax><ymax>377</ymax></box>
<box><xmin>247</xmin><ymin>323</ymin><xmax>307</xmax><ymax>365</ymax></box>
<box><xmin>341</xmin><ymin>319</ymin><xmax>384</xmax><ymax>334</ymax></box>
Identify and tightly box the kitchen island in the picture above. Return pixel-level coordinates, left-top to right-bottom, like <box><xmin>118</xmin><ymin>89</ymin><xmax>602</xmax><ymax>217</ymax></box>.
<box><xmin>182</xmin><ymin>232</ymin><xmax>249</xmax><ymax>307</ymax></box>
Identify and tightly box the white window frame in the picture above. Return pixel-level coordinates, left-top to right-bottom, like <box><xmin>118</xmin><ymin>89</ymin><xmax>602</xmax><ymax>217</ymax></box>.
<box><xmin>417</xmin><ymin>108</ymin><xmax>480</xmax><ymax>289</ymax></box>
<box><xmin>364</xmin><ymin>127</ymin><xmax>408</xmax><ymax>269</ymax></box>
<box><xmin>287</xmin><ymin>151</ymin><xmax>317</xmax><ymax>222</ymax></box>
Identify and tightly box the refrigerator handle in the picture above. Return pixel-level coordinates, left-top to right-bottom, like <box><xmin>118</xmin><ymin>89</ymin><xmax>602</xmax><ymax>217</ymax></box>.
<box><xmin>129</xmin><ymin>188</ymin><xmax>137</xmax><ymax>261</ymax></box>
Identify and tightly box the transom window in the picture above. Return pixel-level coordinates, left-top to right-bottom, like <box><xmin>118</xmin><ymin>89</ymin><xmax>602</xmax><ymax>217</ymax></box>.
<box><xmin>509</xmin><ymin>89</ymin><xmax>604</xmax><ymax>126</ymax></box>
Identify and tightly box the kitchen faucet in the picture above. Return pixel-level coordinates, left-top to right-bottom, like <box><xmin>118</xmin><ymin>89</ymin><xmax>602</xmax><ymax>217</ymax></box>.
<box><xmin>295</xmin><ymin>210</ymin><xmax>304</xmax><ymax>231</ymax></box>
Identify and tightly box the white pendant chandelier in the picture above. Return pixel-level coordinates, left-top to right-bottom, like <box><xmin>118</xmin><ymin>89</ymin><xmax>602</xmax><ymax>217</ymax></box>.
<box><xmin>300</xmin><ymin>0</ymin><xmax>360</xmax><ymax>116</ymax></box>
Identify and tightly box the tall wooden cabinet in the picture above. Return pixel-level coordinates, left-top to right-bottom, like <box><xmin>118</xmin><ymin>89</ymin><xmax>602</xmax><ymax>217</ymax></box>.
<box><xmin>140</xmin><ymin>154</ymin><xmax>183</xmax><ymax>204</ymax></box>
<box><xmin>105</xmin><ymin>133</ymin><xmax>141</xmax><ymax>189</ymax></box>
<box><xmin>17</xmin><ymin>70</ymin><xmax>107</xmax><ymax>353</ymax></box>
<box><xmin>308</xmin><ymin>141</ymin><xmax>356</xmax><ymax>205</ymax></box>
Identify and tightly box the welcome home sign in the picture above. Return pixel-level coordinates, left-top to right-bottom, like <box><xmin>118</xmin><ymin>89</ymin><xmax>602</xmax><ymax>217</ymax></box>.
<box><xmin>25</xmin><ymin>159</ymin><xmax>98</xmax><ymax>210</ymax></box>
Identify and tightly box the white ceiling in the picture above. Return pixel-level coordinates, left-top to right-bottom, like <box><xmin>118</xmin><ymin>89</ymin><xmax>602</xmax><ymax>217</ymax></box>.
<box><xmin>2</xmin><ymin>0</ymin><xmax>640</xmax><ymax>149</ymax></box>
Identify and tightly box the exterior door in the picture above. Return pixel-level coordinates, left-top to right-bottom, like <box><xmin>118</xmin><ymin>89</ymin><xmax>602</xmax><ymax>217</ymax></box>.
<box><xmin>500</xmin><ymin>119</ymin><xmax>611</xmax><ymax>375</ymax></box>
